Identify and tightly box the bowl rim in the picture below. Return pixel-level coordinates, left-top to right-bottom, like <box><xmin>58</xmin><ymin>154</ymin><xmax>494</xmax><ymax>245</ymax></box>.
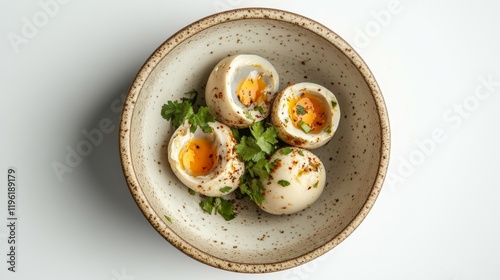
<box><xmin>119</xmin><ymin>7</ymin><xmax>391</xmax><ymax>273</ymax></box>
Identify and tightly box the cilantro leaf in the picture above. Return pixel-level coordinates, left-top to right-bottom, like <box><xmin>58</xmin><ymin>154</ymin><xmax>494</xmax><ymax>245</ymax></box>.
<box><xmin>181</xmin><ymin>89</ymin><xmax>198</xmax><ymax>104</ymax></box>
<box><xmin>231</xmin><ymin>128</ymin><xmax>240</xmax><ymax>141</ymax></box>
<box><xmin>249</xmin><ymin>120</ymin><xmax>265</xmax><ymax>139</ymax></box>
<box><xmin>296</xmin><ymin>105</ymin><xmax>308</xmax><ymax>115</ymax></box>
<box><xmin>239</xmin><ymin>176</ymin><xmax>265</xmax><ymax>205</ymax></box>
<box><xmin>161</xmin><ymin>90</ymin><xmax>215</xmax><ymax>133</ymax></box>
<box><xmin>245</xmin><ymin>111</ymin><xmax>254</xmax><ymax>121</ymax></box>
<box><xmin>234</xmin><ymin>121</ymin><xmax>280</xmax><ymax>205</ymax></box>
<box><xmin>216</xmin><ymin>198</ymin><xmax>237</xmax><ymax>221</ymax></box>
<box><xmin>249</xmin><ymin>159</ymin><xmax>275</xmax><ymax>180</ymax></box>
<box><xmin>280</xmin><ymin>147</ymin><xmax>293</xmax><ymax>155</ymax></box>
<box><xmin>258</xmin><ymin>126</ymin><xmax>279</xmax><ymax>153</ymax></box>
<box><xmin>199</xmin><ymin>196</ymin><xmax>237</xmax><ymax>221</ymax></box>
<box><xmin>250</xmin><ymin>121</ymin><xmax>278</xmax><ymax>154</ymax></box>
<box><xmin>219</xmin><ymin>186</ymin><xmax>232</xmax><ymax>193</ymax></box>
<box><xmin>161</xmin><ymin>100</ymin><xmax>194</xmax><ymax>127</ymax></box>
<box><xmin>331</xmin><ymin>101</ymin><xmax>337</xmax><ymax>108</ymax></box>
<box><xmin>190</xmin><ymin>106</ymin><xmax>215</xmax><ymax>133</ymax></box>
<box><xmin>236</xmin><ymin>136</ymin><xmax>265</xmax><ymax>162</ymax></box>
<box><xmin>278</xmin><ymin>180</ymin><xmax>290</xmax><ymax>187</ymax></box>
<box><xmin>235</xmin><ymin>122</ymin><xmax>278</xmax><ymax>163</ymax></box>
<box><xmin>254</xmin><ymin>106</ymin><xmax>265</xmax><ymax>115</ymax></box>
<box><xmin>199</xmin><ymin>197</ymin><xmax>215</xmax><ymax>214</ymax></box>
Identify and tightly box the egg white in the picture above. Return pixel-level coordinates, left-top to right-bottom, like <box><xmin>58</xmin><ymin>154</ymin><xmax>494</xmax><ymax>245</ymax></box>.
<box><xmin>259</xmin><ymin>147</ymin><xmax>326</xmax><ymax>215</ymax></box>
<box><xmin>205</xmin><ymin>54</ymin><xmax>279</xmax><ymax>128</ymax></box>
<box><xmin>168</xmin><ymin>121</ymin><xmax>245</xmax><ymax>197</ymax></box>
<box><xmin>271</xmin><ymin>82</ymin><xmax>341</xmax><ymax>149</ymax></box>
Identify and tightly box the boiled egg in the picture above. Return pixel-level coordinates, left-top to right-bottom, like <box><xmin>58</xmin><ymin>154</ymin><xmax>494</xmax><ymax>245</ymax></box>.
<box><xmin>168</xmin><ymin>121</ymin><xmax>244</xmax><ymax>197</ymax></box>
<box><xmin>271</xmin><ymin>82</ymin><xmax>340</xmax><ymax>149</ymax></box>
<box><xmin>259</xmin><ymin>147</ymin><xmax>326</xmax><ymax>215</ymax></box>
<box><xmin>205</xmin><ymin>54</ymin><xmax>279</xmax><ymax>128</ymax></box>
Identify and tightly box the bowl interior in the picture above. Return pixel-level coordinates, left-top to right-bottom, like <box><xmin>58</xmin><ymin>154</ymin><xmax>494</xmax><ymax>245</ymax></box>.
<box><xmin>122</xmin><ymin>9</ymin><xmax>388</xmax><ymax>272</ymax></box>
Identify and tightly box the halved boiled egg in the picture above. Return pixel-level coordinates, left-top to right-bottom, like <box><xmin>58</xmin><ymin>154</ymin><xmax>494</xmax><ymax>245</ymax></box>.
<box><xmin>168</xmin><ymin>121</ymin><xmax>245</xmax><ymax>197</ymax></box>
<box><xmin>205</xmin><ymin>54</ymin><xmax>279</xmax><ymax>128</ymax></box>
<box><xmin>270</xmin><ymin>82</ymin><xmax>340</xmax><ymax>149</ymax></box>
<box><xmin>259</xmin><ymin>147</ymin><xmax>326</xmax><ymax>215</ymax></box>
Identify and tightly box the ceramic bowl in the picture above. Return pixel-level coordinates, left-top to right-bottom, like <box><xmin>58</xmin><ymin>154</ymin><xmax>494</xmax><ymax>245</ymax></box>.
<box><xmin>119</xmin><ymin>8</ymin><xmax>390</xmax><ymax>273</ymax></box>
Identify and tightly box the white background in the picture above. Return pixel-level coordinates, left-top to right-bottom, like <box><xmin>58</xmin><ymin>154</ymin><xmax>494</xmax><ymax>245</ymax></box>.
<box><xmin>1</xmin><ymin>0</ymin><xmax>500</xmax><ymax>279</ymax></box>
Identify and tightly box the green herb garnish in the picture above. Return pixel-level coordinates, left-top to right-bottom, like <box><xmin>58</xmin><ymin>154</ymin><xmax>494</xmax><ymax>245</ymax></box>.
<box><xmin>188</xmin><ymin>189</ymin><xmax>196</xmax><ymax>195</ymax></box>
<box><xmin>236</xmin><ymin>136</ymin><xmax>263</xmax><ymax>162</ymax></box>
<box><xmin>236</xmin><ymin>121</ymin><xmax>279</xmax><ymax>162</ymax></box>
<box><xmin>189</xmin><ymin>106</ymin><xmax>215</xmax><ymax>133</ymax></box>
<box><xmin>251</xmin><ymin>121</ymin><xmax>279</xmax><ymax>154</ymax></box>
<box><xmin>199</xmin><ymin>197</ymin><xmax>214</xmax><ymax>213</ymax></box>
<box><xmin>235</xmin><ymin>121</ymin><xmax>279</xmax><ymax>205</ymax></box>
<box><xmin>278</xmin><ymin>180</ymin><xmax>290</xmax><ymax>187</ymax></box>
<box><xmin>161</xmin><ymin>100</ymin><xmax>194</xmax><ymax>127</ymax></box>
<box><xmin>164</xmin><ymin>215</ymin><xmax>173</xmax><ymax>224</ymax></box>
<box><xmin>331</xmin><ymin>101</ymin><xmax>337</xmax><ymax>108</ymax></box>
<box><xmin>298</xmin><ymin>120</ymin><xmax>312</xmax><ymax>134</ymax></box>
<box><xmin>231</xmin><ymin>128</ymin><xmax>240</xmax><ymax>141</ymax></box>
<box><xmin>219</xmin><ymin>186</ymin><xmax>232</xmax><ymax>193</ymax></box>
<box><xmin>313</xmin><ymin>181</ymin><xmax>319</xmax><ymax>188</ymax></box>
<box><xmin>298</xmin><ymin>150</ymin><xmax>304</xmax><ymax>156</ymax></box>
<box><xmin>296</xmin><ymin>105</ymin><xmax>308</xmax><ymax>115</ymax></box>
<box><xmin>181</xmin><ymin>89</ymin><xmax>198</xmax><ymax>103</ymax></box>
<box><xmin>247</xmin><ymin>158</ymin><xmax>275</xmax><ymax>179</ymax></box>
<box><xmin>280</xmin><ymin>147</ymin><xmax>293</xmax><ymax>155</ymax></box>
<box><xmin>199</xmin><ymin>196</ymin><xmax>237</xmax><ymax>221</ymax></box>
<box><xmin>161</xmin><ymin>90</ymin><xmax>215</xmax><ymax>133</ymax></box>
<box><xmin>245</xmin><ymin>111</ymin><xmax>254</xmax><ymax>121</ymax></box>
<box><xmin>216</xmin><ymin>198</ymin><xmax>237</xmax><ymax>221</ymax></box>
<box><xmin>239</xmin><ymin>177</ymin><xmax>265</xmax><ymax>205</ymax></box>
<box><xmin>255</xmin><ymin>106</ymin><xmax>265</xmax><ymax>115</ymax></box>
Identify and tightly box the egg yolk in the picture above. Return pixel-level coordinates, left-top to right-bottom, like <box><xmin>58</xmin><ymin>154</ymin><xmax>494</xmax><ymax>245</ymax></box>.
<box><xmin>179</xmin><ymin>138</ymin><xmax>217</xmax><ymax>176</ymax></box>
<box><xmin>237</xmin><ymin>72</ymin><xmax>267</xmax><ymax>107</ymax></box>
<box><xmin>289</xmin><ymin>93</ymin><xmax>327</xmax><ymax>134</ymax></box>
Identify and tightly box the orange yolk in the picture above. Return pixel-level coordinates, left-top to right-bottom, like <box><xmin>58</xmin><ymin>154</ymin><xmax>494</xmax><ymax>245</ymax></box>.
<box><xmin>289</xmin><ymin>93</ymin><xmax>327</xmax><ymax>134</ymax></box>
<box><xmin>237</xmin><ymin>74</ymin><xmax>267</xmax><ymax>107</ymax></box>
<box><xmin>179</xmin><ymin>138</ymin><xmax>217</xmax><ymax>176</ymax></box>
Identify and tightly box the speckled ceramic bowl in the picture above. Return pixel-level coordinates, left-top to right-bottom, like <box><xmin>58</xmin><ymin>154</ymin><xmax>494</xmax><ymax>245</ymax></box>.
<box><xmin>119</xmin><ymin>8</ymin><xmax>390</xmax><ymax>273</ymax></box>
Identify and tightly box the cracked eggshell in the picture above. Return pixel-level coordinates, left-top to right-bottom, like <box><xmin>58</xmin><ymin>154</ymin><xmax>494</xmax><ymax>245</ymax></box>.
<box><xmin>205</xmin><ymin>54</ymin><xmax>279</xmax><ymax>128</ymax></box>
<box><xmin>168</xmin><ymin>121</ymin><xmax>245</xmax><ymax>197</ymax></box>
<box><xmin>259</xmin><ymin>147</ymin><xmax>326</xmax><ymax>215</ymax></box>
<box><xmin>271</xmin><ymin>82</ymin><xmax>341</xmax><ymax>149</ymax></box>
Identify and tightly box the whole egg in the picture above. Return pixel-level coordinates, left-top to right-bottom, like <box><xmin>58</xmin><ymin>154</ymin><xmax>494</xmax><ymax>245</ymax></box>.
<box><xmin>259</xmin><ymin>147</ymin><xmax>327</xmax><ymax>215</ymax></box>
